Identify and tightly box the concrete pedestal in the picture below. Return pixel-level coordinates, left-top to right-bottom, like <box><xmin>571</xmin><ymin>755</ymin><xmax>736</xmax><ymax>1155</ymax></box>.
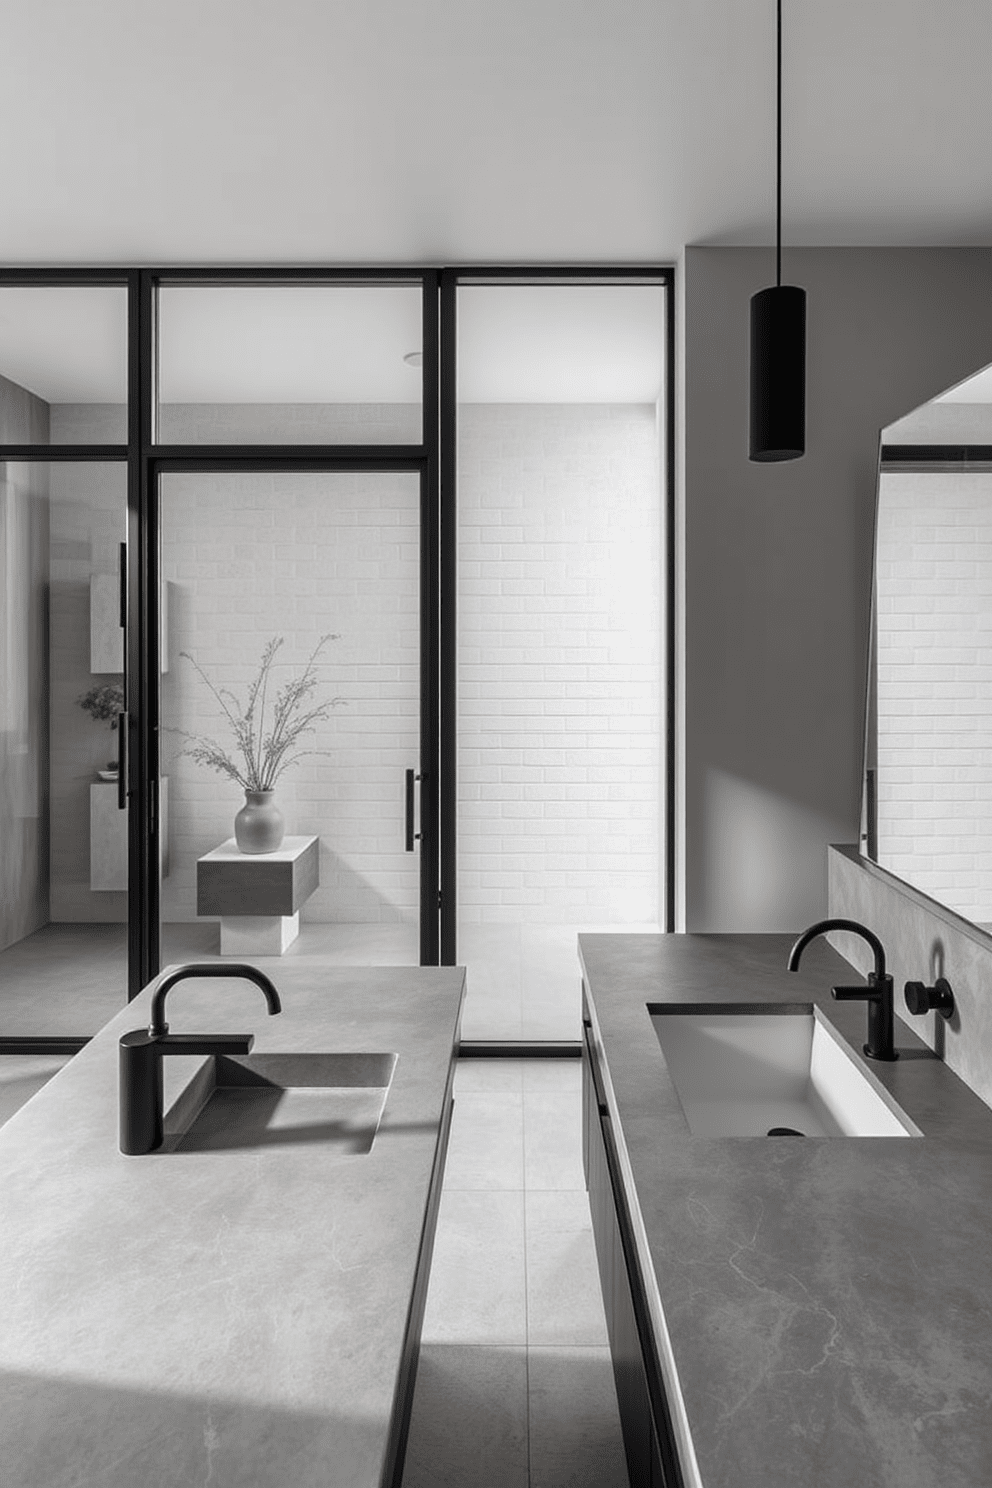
<box><xmin>196</xmin><ymin>835</ymin><xmax>319</xmax><ymax>956</ymax></box>
<box><xmin>220</xmin><ymin>911</ymin><xmax>301</xmax><ymax>956</ymax></box>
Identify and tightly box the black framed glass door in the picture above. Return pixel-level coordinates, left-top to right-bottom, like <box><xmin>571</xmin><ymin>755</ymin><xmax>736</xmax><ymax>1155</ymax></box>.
<box><xmin>152</xmin><ymin>464</ymin><xmax>438</xmax><ymax>969</ymax></box>
<box><xmin>124</xmin><ymin>269</ymin><xmax>441</xmax><ymax>990</ymax></box>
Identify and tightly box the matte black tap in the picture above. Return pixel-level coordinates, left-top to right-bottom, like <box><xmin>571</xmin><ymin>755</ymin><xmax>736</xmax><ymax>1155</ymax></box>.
<box><xmin>787</xmin><ymin>917</ymin><xmax>898</xmax><ymax>1062</ymax></box>
<box><xmin>119</xmin><ymin>963</ymin><xmax>282</xmax><ymax>1155</ymax></box>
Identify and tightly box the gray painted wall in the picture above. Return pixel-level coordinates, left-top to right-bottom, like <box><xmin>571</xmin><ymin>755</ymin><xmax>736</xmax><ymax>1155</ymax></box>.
<box><xmin>683</xmin><ymin>247</ymin><xmax>992</xmax><ymax>931</ymax></box>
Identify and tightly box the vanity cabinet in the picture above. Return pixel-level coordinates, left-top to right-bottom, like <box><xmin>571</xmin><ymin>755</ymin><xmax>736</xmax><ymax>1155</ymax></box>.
<box><xmin>582</xmin><ymin>991</ymin><xmax>681</xmax><ymax>1488</ymax></box>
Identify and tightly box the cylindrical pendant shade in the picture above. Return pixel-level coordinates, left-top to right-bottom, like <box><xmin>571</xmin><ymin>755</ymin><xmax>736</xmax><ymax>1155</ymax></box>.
<box><xmin>749</xmin><ymin>284</ymin><xmax>806</xmax><ymax>462</ymax></box>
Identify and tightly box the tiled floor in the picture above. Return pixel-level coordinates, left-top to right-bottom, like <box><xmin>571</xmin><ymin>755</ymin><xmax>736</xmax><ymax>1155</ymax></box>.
<box><xmin>402</xmin><ymin>1059</ymin><xmax>629</xmax><ymax>1488</ymax></box>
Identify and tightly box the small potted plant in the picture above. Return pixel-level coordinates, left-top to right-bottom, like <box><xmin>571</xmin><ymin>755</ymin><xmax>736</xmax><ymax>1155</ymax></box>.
<box><xmin>77</xmin><ymin>680</ymin><xmax>125</xmax><ymax>779</ymax></box>
<box><xmin>171</xmin><ymin>634</ymin><xmax>343</xmax><ymax>854</ymax></box>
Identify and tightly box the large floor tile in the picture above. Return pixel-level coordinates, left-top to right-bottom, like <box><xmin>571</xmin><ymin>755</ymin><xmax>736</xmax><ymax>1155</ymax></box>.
<box><xmin>525</xmin><ymin>1188</ymin><xmax>595</xmax><ymax>1235</ymax></box>
<box><xmin>402</xmin><ymin>1344</ymin><xmax>529</xmax><ymax>1488</ymax></box>
<box><xmin>523</xmin><ymin>1090</ymin><xmax>585</xmax><ymax>1192</ymax></box>
<box><xmin>521</xmin><ymin>1059</ymin><xmax>581</xmax><ymax>1095</ymax></box>
<box><xmin>527</xmin><ymin>1347</ymin><xmax>629</xmax><ymax>1488</ymax></box>
<box><xmin>454</xmin><ymin>1058</ymin><xmax>527</xmax><ymax>1095</ymax></box>
<box><xmin>421</xmin><ymin>1190</ymin><xmax>527</xmax><ymax>1346</ymax></box>
<box><xmin>0</xmin><ymin>923</ymin><xmax>127</xmax><ymax>1034</ymax></box>
<box><xmin>460</xmin><ymin>997</ymin><xmax>525</xmax><ymax>1042</ymax></box>
<box><xmin>443</xmin><ymin>1091</ymin><xmax>524</xmax><ymax>1190</ymax></box>
<box><xmin>458</xmin><ymin>925</ymin><xmax>523</xmax><ymax>1002</ymax></box>
<box><xmin>525</xmin><ymin>1219</ymin><xmax>609</xmax><ymax>1348</ymax></box>
<box><xmin>521</xmin><ymin>1011</ymin><xmax>581</xmax><ymax>1041</ymax></box>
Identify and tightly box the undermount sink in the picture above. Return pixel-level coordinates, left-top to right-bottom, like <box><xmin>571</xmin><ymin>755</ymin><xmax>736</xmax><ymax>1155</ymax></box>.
<box><xmin>649</xmin><ymin>1004</ymin><xmax>920</xmax><ymax>1138</ymax></box>
<box><xmin>162</xmin><ymin>1051</ymin><xmax>397</xmax><ymax>1154</ymax></box>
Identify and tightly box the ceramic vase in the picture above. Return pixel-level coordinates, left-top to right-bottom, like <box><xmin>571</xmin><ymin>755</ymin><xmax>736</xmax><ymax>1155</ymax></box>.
<box><xmin>234</xmin><ymin>790</ymin><xmax>285</xmax><ymax>854</ymax></box>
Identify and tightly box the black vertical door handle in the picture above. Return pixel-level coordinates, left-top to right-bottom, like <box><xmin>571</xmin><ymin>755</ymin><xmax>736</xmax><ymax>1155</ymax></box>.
<box><xmin>118</xmin><ymin>541</ymin><xmax>127</xmax><ymax>811</ymax></box>
<box><xmin>117</xmin><ymin>714</ymin><xmax>128</xmax><ymax>810</ymax></box>
<box><xmin>405</xmin><ymin>768</ymin><xmax>422</xmax><ymax>851</ymax></box>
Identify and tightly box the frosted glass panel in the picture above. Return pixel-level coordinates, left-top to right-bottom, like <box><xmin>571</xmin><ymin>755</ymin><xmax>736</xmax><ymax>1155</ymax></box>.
<box><xmin>157</xmin><ymin>285</ymin><xmax>423</xmax><ymax>444</ymax></box>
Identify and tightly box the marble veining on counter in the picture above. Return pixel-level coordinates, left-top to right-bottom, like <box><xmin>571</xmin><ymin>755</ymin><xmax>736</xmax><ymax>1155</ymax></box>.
<box><xmin>579</xmin><ymin>933</ymin><xmax>992</xmax><ymax>1488</ymax></box>
<box><xmin>0</xmin><ymin>962</ymin><xmax>464</xmax><ymax>1488</ymax></box>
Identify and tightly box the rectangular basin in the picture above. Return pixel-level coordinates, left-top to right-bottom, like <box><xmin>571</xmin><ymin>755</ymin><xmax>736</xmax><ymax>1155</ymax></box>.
<box><xmin>649</xmin><ymin>1004</ymin><xmax>920</xmax><ymax>1138</ymax></box>
<box><xmin>164</xmin><ymin>1051</ymin><xmax>397</xmax><ymax>1154</ymax></box>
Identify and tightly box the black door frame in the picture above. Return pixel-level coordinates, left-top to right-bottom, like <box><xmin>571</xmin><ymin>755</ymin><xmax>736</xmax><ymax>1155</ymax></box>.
<box><xmin>129</xmin><ymin>268</ymin><xmax>441</xmax><ymax>993</ymax></box>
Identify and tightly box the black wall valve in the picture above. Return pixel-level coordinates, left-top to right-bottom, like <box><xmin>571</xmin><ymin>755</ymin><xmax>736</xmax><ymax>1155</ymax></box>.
<box><xmin>904</xmin><ymin>978</ymin><xmax>955</xmax><ymax>1020</ymax></box>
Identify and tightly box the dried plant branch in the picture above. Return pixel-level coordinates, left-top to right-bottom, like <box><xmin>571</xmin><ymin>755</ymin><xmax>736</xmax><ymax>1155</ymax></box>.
<box><xmin>170</xmin><ymin>635</ymin><xmax>344</xmax><ymax>792</ymax></box>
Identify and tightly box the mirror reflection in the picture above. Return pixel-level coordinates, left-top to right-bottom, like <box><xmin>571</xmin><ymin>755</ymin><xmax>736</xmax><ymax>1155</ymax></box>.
<box><xmin>870</xmin><ymin>364</ymin><xmax>992</xmax><ymax>929</ymax></box>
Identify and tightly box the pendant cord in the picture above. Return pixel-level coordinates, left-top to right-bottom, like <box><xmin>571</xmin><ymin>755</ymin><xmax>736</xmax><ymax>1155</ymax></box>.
<box><xmin>776</xmin><ymin>0</ymin><xmax>782</xmax><ymax>287</ymax></box>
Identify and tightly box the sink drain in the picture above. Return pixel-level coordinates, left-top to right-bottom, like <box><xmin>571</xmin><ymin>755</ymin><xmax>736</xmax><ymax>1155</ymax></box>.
<box><xmin>766</xmin><ymin>1126</ymin><xmax>805</xmax><ymax>1136</ymax></box>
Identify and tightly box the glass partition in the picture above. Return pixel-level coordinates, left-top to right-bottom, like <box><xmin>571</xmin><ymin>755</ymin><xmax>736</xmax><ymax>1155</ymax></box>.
<box><xmin>455</xmin><ymin>281</ymin><xmax>667</xmax><ymax>1039</ymax></box>
<box><xmin>0</xmin><ymin>287</ymin><xmax>128</xmax><ymax>444</ymax></box>
<box><xmin>158</xmin><ymin>469</ymin><xmax>423</xmax><ymax>965</ymax></box>
<box><xmin>0</xmin><ymin>459</ymin><xmax>128</xmax><ymax>1121</ymax></box>
<box><xmin>156</xmin><ymin>284</ymin><xmax>423</xmax><ymax>445</ymax></box>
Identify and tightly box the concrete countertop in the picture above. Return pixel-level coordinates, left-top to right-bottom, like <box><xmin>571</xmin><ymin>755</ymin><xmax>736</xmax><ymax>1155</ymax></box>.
<box><xmin>578</xmin><ymin>933</ymin><xmax>992</xmax><ymax>1488</ymax></box>
<box><xmin>0</xmin><ymin>961</ymin><xmax>465</xmax><ymax>1488</ymax></box>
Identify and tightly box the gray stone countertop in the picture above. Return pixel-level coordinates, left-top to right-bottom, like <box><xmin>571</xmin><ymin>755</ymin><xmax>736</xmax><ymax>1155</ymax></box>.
<box><xmin>0</xmin><ymin>961</ymin><xmax>465</xmax><ymax>1488</ymax></box>
<box><xmin>578</xmin><ymin>933</ymin><xmax>992</xmax><ymax>1488</ymax></box>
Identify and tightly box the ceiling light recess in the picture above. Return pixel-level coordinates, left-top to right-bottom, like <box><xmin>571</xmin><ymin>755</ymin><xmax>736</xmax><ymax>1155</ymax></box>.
<box><xmin>749</xmin><ymin>0</ymin><xmax>806</xmax><ymax>463</ymax></box>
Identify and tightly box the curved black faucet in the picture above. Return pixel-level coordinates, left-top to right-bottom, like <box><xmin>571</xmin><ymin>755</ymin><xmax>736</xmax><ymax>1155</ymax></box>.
<box><xmin>120</xmin><ymin>963</ymin><xmax>282</xmax><ymax>1155</ymax></box>
<box><xmin>787</xmin><ymin>918</ymin><xmax>898</xmax><ymax>1062</ymax></box>
<box><xmin>149</xmin><ymin>962</ymin><xmax>281</xmax><ymax>1036</ymax></box>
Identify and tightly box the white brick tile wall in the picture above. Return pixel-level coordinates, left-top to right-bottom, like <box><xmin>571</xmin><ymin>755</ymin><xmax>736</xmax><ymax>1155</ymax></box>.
<box><xmin>160</xmin><ymin>468</ymin><xmax>420</xmax><ymax>925</ymax></box>
<box><xmin>876</xmin><ymin>470</ymin><xmax>992</xmax><ymax>921</ymax></box>
<box><xmin>457</xmin><ymin>404</ymin><xmax>662</xmax><ymax>926</ymax></box>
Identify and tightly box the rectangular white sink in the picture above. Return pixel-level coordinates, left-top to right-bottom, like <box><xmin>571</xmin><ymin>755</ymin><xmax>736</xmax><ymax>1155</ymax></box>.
<box><xmin>649</xmin><ymin>1004</ymin><xmax>921</xmax><ymax>1138</ymax></box>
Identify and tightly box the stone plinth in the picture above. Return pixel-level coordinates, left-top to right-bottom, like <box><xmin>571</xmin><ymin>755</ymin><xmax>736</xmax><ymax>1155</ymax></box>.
<box><xmin>196</xmin><ymin>835</ymin><xmax>319</xmax><ymax>954</ymax></box>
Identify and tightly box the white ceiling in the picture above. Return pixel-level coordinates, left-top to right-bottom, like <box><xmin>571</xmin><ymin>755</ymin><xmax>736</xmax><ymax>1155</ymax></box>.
<box><xmin>1</xmin><ymin>1</ymin><xmax>992</xmax><ymax>269</ymax></box>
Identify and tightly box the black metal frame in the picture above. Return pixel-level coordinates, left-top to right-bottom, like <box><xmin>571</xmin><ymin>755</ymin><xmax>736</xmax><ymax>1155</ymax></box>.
<box><xmin>0</xmin><ymin>261</ymin><xmax>676</xmax><ymax>1019</ymax></box>
<box><xmin>438</xmin><ymin>267</ymin><xmax>676</xmax><ymax>955</ymax></box>
<box><xmin>135</xmin><ymin>267</ymin><xmax>442</xmax><ymax>987</ymax></box>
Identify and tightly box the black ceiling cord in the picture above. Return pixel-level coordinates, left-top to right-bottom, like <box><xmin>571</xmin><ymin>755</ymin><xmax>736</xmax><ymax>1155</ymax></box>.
<box><xmin>749</xmin><ymin>0</ymin><xmax>806</xmax><ymax>464</ymax></box>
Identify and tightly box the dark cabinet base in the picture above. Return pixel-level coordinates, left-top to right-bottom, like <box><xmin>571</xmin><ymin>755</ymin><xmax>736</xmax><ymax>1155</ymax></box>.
<box><xmin>583</xmin><ymin>1001</ymin><xmax>682</xmax><ymax>1488</ymax></box>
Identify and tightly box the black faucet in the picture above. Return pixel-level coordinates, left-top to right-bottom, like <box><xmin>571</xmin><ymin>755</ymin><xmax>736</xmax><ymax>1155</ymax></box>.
<box><xmin>119</xmin><ymin>963</ymin><xmax>282</xmax><ymax>1155</ymax></box>
<box><xmin>787</xmin><ymin>917</ymin><xmax>898</xmax><ymax>1062</ymax></box>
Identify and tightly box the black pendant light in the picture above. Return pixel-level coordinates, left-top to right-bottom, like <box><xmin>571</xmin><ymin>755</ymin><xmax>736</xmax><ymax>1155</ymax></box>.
<box><xmin>749</xmin><ymin>0</ymin><xmax>806</xmax><ymax>462</ymax></box>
